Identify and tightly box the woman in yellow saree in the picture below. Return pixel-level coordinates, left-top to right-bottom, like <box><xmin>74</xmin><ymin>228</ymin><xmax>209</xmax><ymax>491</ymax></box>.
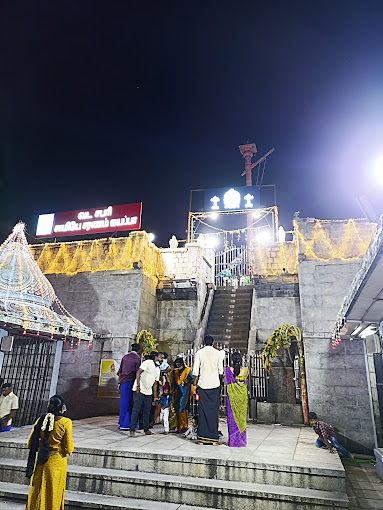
<box><xmin>26</xmin><ymin>395</ymin><xmax>73</xmax><ymax>510</ymax></box>
<box><xmin>225</xmin><ymin>352</ymin><xmax>247</xmax><ymax>447</ymax></box>
<box><xmin>173</xmin><ymin>357</ymin><xmax>194</xmax><ymax>433</ymax></box>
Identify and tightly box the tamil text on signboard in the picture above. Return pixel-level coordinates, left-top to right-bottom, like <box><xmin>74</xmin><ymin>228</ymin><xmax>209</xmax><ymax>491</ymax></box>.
<box><xmin>36</xmin><ymin>203</ymin><xmax>142</xmax><ymax>237</ymax></box>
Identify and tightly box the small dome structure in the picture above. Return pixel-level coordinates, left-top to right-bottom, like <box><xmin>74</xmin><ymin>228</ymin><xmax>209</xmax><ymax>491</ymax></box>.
<box><xmin>0</xmin><ymin>223</ymin><xmax>92</xmax><ymax>340</ymax></box>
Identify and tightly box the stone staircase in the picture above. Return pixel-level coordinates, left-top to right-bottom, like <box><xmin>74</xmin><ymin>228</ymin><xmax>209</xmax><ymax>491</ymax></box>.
<box><xmin>205</xmin><ymin>286</ymin><xmax>253</xmax><ymax>351</ymax></box>
<box><xmin>0</xmin><ymin>437</ymin><xmax>349</xmax><ymax>509</ymax></box>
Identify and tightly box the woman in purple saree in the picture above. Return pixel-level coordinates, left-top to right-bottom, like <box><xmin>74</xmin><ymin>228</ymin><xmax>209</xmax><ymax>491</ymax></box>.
<box><xmin>225</xmin><ymin>352</ymin><xmax>247</xmax><ymax>447</ymax></box>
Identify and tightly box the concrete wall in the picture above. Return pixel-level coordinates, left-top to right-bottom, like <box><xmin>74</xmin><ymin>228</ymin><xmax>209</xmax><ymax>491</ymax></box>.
<box><xmin>160</xmin><ymin>244</ymin><xmax>214</xmax><ymax>283</ymax></box>
<box><xmin>48</xmin><ymin>269</ymin><xmax>157</xmax><ymax>419</ymax></box>
<box><xmin>304</xmin><ymin>338</ymin><xmax>376</xmax><ymax>454</ymax></box>
<box><xmin>248</xmin><ymin>278</ymin><xmax>301</xmax><ymax>406</ymax></box>
<box><xmin>298</xmin><ymin>259</ymin><xmax>361</xmax><ymax>338</ymax></box>
<box><xmin>156</xmin><ymin>284</ymin><xmax>207</xmax><ymax>357</ymax></box>
<box><xmin>47</xmin><ymin>244</ymin><xmax>212</xmax><ymax>418</ymax></box>
<box><xmin>298</xmin><ymin>254</ymin><xmax>376</xmax><ymax>452</ymax></box>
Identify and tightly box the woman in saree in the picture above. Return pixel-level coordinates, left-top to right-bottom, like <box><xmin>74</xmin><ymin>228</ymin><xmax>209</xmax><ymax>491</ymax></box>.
<box><xmin>173</xmin><ymin>357</ymin><xmax>194</xmax><ymax>433</ymax></box>
<box><xmin>26</xmin><ymin>394</ymin><xmax>74</xmax><ymax>510</ymax></box>
<box><xmin>225</xmin><ymin>352</ymin><xmax>247</xmax><ymax>447</ymax></box>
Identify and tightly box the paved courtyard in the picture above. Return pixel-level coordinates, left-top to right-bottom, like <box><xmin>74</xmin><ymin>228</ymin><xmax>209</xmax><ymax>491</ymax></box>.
<box><xmin>1</xmin><ymin>415</ymin><xmax>343</xmax><ymax>469</ymax></box>
<box><xmin>1</xmin><ymin>416</ymin><xmax>382</xmax><ymax>509</ymax></box>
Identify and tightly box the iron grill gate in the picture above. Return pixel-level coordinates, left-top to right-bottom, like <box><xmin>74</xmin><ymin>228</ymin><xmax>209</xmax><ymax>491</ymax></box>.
<box><xmin>215</xmin><ymin>245</ymin><xmax>251</xmax><ymax>287</ymax></box>
<box><xmin>293</xmin><ymin>354</ymin><xmax>302</xmax><ymax>402</ymax></box>
<box><xmin>184</xmin><ymin>348</ymin><xmax>268</xmax><ymax>418</ymax></box>
<box><xmin>0</xmin><ymin>336</ymin><xmax>56</xmax><ymax>427</ymax></box>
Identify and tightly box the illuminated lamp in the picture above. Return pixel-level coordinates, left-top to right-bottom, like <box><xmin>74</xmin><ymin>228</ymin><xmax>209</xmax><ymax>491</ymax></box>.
<box><xmin>209</xmin><ymin>212</ymin><xmax>219</xmax><ymax>220</ymax></box>
<box><xmin>223</xmin><ymin>189</ymin><xmax>241</xmax><ymax>209</ymax></box>
<box><xmin>256</xmin><ymin>231</ymin><xmax>271</xmax><ymax>244</ymax></box>
<box><xmin>374</xmin><ymin>155</ymin><xmax>383</xmax><ymax>185</ymax></box>
<box><xmin>205</xmin><ymin>235</ymin><xmax>219</xmax><ymax>249</ymax></box>
<box><xmin>253</xmin><ymin>210</ymin><xmax>262</xmax><ymax>219</ymax></box>
<box><xmin>148</xmin><ymin>233</ymin><xmax>155</xmax><ymax>242</ymax></box>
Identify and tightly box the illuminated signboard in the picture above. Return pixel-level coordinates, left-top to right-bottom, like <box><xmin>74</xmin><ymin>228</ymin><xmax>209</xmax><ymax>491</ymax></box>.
<box><xmin>204</xmin><ymin>186</ymin><xmax>260</xmax><ymax>212</ymax></box>
<box><xmin>36</xmin><ymin>203</ymin><xmax>142</xmax><ymax>238</ymax></box>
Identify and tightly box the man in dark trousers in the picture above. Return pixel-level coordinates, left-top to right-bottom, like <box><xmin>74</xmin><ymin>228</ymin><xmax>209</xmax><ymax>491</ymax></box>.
<box><xmin>129</xmin><ymin>351</ymin><xmax>160</xmax><ymax>437</ymax></box>
<box><xmin>193</xmin><ymin>335</ymin><xmax>223</xmax><ymax>445</ymax></box>
<box><xmin>118</xmin><ymin>342</ymin><xmax>141</xmax><ymax>431</ymax></box>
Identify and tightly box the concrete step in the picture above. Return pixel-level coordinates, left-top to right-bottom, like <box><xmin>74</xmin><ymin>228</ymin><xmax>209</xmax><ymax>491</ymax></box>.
<box><xmin>0</xmin><ymin>463</ymin><xmax>348</xmax><ymax>510</ymax></box>
<box><xmin>205</xmin><ymin>334</ymin><xmax>248</xmax><ymax>348</ymax></box>
<box><xmin>210</xmin><ymin>299</ymin><xmax>252</xmax><ymax>308</ymax></box>
<box><xmin>214</xmin><ymin>293</ymin><xmax>253</xmax><ymax>303</ymax></box>
<box><xmin>0</xmin><ymin>482</ymin><xmax>214</xmax><ymax>510</ymax></box>
<box><xmin>214</xmin><ymin>287</ymin><xmax>253</xmax><ymax>294</ymax></box>
<box><xmin>206</xmin><ymin>324</ymin><xmax>250</xmax><ymax>333</ymax></box>
<box><xmin>0</xmin><ymin>445</ymin><xmax>346</xmax><ymax>492</ymax></box>
<box><xmin>207</xmin><ymin>316</ymin><xmax>251</xmax><ymax>324</ymax></box>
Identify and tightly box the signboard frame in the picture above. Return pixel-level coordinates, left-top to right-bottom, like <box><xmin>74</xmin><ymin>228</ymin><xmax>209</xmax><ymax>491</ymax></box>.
<box><xmin>36</xmin><ymin>203</ymin><xmax>142</xmax><ymax>238</ymax></box>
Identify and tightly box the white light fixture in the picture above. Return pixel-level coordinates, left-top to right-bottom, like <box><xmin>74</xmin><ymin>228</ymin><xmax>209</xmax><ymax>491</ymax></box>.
<box><xmin>256</xmin><ymin>230</ymin><xmax>271</xmax><ymax>244</ymax></box>
<box><xmin>148</xmin><ymin>233</ymin><xmax>155</xmax><ymax>242</ymax></box>
<box><xmin>278</xmin><ymin>226</ymin><xmax>286</xmax><ymax>243</ymax></box>
<box><xmin>223</xmin><ymin>189</ymin><xmax>241</xmax><ymax>209</ymax></box>
<box><xmin>374</xmin><ymin>155</ymin><xmax>383</xmax><ymax>185</ymax></box>
<box><xmin>36</xmin><ymin>213</ymin><xmax>55</xmax><ymax>237</ymax></box>
<box><xmin>244</xmin><ymin>193</ymin><xmax>254</xmax><ymax>208</ymax></box>
<box><xmin>253</xmin><ymin>210</ymin><xmax>262</xmax><ymax>219</ymax></box>
<box><xmin>210</xmin><ymin>196</ymin><xmax>220</xmax><ymax>210</ymax></box>
<box><xmin>205</xmin><ymin>235</ymin><xmax>219</xmax><ymax>248</ymax></box>
<box><xmin>358</xmin><ymin>324</ymin><xmax>378</xmax><ymax>338</ymax></box>
<box><xmin>209</xmin><ymin>212</ymin><xmax>219</xmax><ymax>220</ymax></box>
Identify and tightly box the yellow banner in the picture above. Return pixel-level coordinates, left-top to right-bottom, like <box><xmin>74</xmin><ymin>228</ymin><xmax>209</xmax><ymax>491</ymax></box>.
<box><xmin>98</xmin><ymin>359</ymin><xmax>119</xmax><ymax>398</ymax></box>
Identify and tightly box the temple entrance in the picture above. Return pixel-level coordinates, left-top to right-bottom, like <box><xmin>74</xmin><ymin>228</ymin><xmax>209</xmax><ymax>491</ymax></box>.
<box><xmin>0</xmin><ymin>335</ymin><xmax>57</xmax><ymax>427</ymax></box>
<box><xmin>214</xmin><ymin>245</ymin><xmax>252</xmax><ymax>287</ymax></box>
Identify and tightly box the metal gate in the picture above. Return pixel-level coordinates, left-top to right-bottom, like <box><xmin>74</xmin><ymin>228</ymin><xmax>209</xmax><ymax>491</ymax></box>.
<box><xmin>183</xmin><ymin>347</ymin><xmax>268</xmax><ymax>417</ymax></box>
<box><xmin>293</xmin><ymin>354</ymin><xmax>301</xmax><ymax>402</ymax></box>
<box><xmin>215</xmin><ymin>245</ymin><xmax>251</xmax><ymax>287</ymax></box>
<box><xmin>0</xmin><ymin>336</ymin><xmax>57</xmax><ymax>427</ymax></box>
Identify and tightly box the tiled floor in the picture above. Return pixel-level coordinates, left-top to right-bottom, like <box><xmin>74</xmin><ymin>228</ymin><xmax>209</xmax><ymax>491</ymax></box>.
<box><xmin>343</xmin><ymin>459</ymin><xmax>383</xmax><ymax>510</ymax></box>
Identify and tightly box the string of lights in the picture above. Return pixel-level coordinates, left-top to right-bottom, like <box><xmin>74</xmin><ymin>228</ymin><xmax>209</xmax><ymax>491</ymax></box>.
<box><xmin>0</xmin><ymin>223</ymin><xmax>93</xmax><ymax>342</ymax></box>
<box><xmin>31</xmin><ymin>231</ymin><xmax>166</xmax><ymax>281</ymax></box>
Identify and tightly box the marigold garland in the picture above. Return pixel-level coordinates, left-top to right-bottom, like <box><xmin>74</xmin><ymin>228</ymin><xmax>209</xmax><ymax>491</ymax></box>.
<box><xmin>136</xmin><ymin>329</ymin><xmax>158</xmax><ymax>355</ymax></box>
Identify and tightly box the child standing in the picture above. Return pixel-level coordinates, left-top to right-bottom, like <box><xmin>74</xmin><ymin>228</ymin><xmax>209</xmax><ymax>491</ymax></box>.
<box><xmin>160</xmin><ymin>383</ymin><xmax>172</xmax><ymax>435</ymax></box>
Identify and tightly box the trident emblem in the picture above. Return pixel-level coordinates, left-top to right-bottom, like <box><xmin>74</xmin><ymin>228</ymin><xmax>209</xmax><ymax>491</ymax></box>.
<box><xmin>210</xmin><ymin>196</ymin><xmax>220</xmax><ymax>210</ymax></box>
<box><xmin>244</xmin><ymin>193</ymin><xmax>254</xmax><ymax>208</ymax></box>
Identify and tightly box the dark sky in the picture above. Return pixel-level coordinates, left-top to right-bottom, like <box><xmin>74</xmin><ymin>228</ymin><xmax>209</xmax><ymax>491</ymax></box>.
<box><xmin>2</xmin><ymin>1</ymin><xmax>383</xmax><ymax>247</ymax></box>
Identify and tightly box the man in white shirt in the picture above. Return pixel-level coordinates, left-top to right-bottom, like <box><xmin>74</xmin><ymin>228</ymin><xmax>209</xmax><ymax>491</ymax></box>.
<box><xmin>193</xmin><ymin>336</ymin><xmax>224</xmax><ymax>445</ymax></box>
<box><xmin>129</xmin><ymin>352</ymin><xmax>160</xmax><ymax>437</ymax></box>
<box><xmin>0</xmin><ymin>383</ymin><xmax>19</xmax><ymax>433</ymax></box>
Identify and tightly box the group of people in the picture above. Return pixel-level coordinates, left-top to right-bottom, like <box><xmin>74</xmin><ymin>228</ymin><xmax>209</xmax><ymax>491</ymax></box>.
<box><xmin>117</xmin><ymin>335</ymin><xmax>249</xmax><ymax>446</ymax></box>
<box><xmin>0</xmin><ymin>337</ymin><xmax>355</xmax><ymax>510</ymax></box>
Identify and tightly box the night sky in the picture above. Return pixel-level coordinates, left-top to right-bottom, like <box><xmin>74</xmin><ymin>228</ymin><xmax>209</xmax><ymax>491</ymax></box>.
<box><xmin>2</xmin><ymin>1</ymin><xmax>383</xmax><ymax>247</ymax></box>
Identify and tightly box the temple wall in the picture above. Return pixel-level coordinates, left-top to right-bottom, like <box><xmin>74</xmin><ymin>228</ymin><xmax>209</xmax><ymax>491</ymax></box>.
<box><xmin>46</xmin><ymin>245</ymin><xmax>212</xmax><ymax>419</ymax></box>
<box><xmin>48</xmin><ymin>269</ymin><xmax>157</xmax><ymax>419</ymax></box>
<box><xmin>304</xmin><ymin>338</ymin><xmax>376</xmax><ymax>454</ymax></box>
<box><xmin>298</xmin><ymin>254</ymin><xmax>376</xmax><ymax>453</ymax></box>
<box><xmin>30</xmin><ymin>219</ymin><xmax>379</xmax><ymax>437</ymax></box>
<box><xmin>250</xmin><ymin>278</ymin><xmax>302</xmax><ymax>406</ymax></box>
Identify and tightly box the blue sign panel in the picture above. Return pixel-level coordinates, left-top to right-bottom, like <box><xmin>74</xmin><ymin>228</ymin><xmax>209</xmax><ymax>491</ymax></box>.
<box><xmin>204</xmin><ymin>185</ymin><xmax>260</xmax><ymax>212</ymax></box>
